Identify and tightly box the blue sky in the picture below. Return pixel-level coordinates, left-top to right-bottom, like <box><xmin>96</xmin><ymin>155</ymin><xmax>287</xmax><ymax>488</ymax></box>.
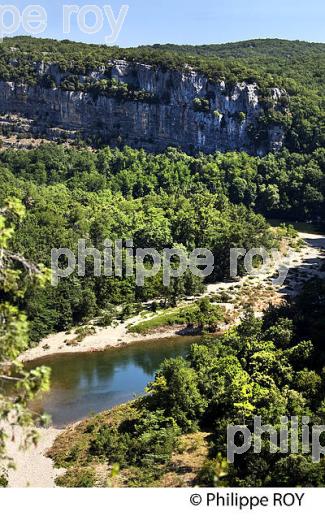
<box><xmin>4</xmin><ymin>0</ymin><xmax>325</xmax><ymax>46</ymax></box>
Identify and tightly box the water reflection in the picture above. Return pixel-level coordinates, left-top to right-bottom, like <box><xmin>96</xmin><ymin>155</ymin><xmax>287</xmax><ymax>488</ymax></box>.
<box><xmin>29</xmin><ymin>335</ymin><xmax>198</xmax><ymax>427</ymax></box>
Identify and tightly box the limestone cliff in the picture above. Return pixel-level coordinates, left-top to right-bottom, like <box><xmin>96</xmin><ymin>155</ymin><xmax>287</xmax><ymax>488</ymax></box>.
<box><xmin>0</xmin><ymin>60</ymin><xmax>286</xmax><ymax>154</ymax></box>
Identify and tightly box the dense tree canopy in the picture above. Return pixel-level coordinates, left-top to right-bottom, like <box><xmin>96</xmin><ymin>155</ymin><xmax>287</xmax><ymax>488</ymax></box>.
<box><xmin>0</xmin><ymin>144</ymin><xmax>285</xmax><ymax>343</ymax></box>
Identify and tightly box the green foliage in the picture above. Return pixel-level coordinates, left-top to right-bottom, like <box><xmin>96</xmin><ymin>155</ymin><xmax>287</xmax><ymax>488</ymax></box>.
<box><xmin>56</xmin><ymin>467</ymin><xmax>96</xmax><ymax>488</ymax></box>
<box><xmin>197</xmin><ymin>454</ymin><xmax>228</xmax><ymax>486</ymax></box>
<box><xmin>49</xmin><ymin>279</ymin><xmax>325</xmax><ymax>487</ymax></box>
<box><xmin>0</xmin><ymin>141</ymin><xmax>324</xmax><ymax>346</ymax></box>
<box><xmin>59</xmin><ymin>76</ymin><xmax>159</xmax><ymax>104</ymax></box>
<box><xmin>193</xmin><ymin>98</ymin><xmax>210</xmax><ymax>113</ymax></box>
<box><xmin>1</xmin><ymin>37</ymin><xmax>325</xmax><ymax>489</ymax></box>
<box><xmin>0</xmin><ymin>470</ymin><xmax>8</xmax><ymax>487</ymax></box>
<box><xmin>147</xmin><ymin>357</ymin><xmax>207</xmax><ymax>431</ymax></box>
<box><xmin>53</xmin><ymin>405</ymin><xmax>180</xmax><ymax>486</ymax></box>
<box><xmin>93</xmin><ymin>409</ymin><xmax>181</xmax><ymax>468</ymax></box>
<box><xmin>128</xmin><ymin>307</ymin><xmax>188</xmax><ymax>334</ymax></box>
<box><xmin>180</xmin><ymin>297</ymin><xmax>224</xmax><ymax>332</ymax></box>
<box><xmin>0</xmin><ymin>200</ymin><xmax>51</xmax><ymax>478</ymax></box>
<box><xmin>0</xmin><ymin>143</ymin><xmax>280</xmax><ymax>342</ymax></box>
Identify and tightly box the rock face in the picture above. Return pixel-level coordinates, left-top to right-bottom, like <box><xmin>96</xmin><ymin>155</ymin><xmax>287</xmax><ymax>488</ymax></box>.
<box><xmin>0</xmin><ymin>61</ymin><xmax>286</xmax><ymax>154</ymax></box>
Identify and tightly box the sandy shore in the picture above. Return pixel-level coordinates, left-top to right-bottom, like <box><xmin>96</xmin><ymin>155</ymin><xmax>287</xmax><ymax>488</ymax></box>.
<box><xmin>19</xmin><ymin>231</ymin><xmax>325</xmax><ymax>364</ymax></box>
<box><xmin>5</xmin><ymin>425</ymin><xmax>65</xmax><ymax>487</ymax></box>
<box><xmin>19</xmin><ymin>321</ymin><xmax>194</xmax><ymax>363</ymax></box>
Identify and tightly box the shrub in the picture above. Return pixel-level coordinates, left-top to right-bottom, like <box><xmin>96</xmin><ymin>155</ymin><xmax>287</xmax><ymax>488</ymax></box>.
<box><xmin>0</xmin><ymin>471</ymin><xmax>8</xmax><ymax>488</ymax></box>
<box><xmin>56</xmin><ymin>467</ymin><xmax>96</xmax><ymax>488</ymax></box>
<box><xmin>97</xmin><ymin>311</ymin><xmax>114</xmax><ymax>327</ymax></box>
<box><xmin>193</xmin><ymin>98</ymin><xmax>210</xmax><ymax>112</ymax></box>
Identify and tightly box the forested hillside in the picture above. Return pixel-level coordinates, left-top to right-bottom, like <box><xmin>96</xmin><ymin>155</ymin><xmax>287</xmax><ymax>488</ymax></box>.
<box><xmin>2</xmin><ymin>37</ymin><xmax>324</xmax><ymax>89</ymax></box>
<box><xmin>0</xmin><ymin>142</ymin><xmax>324</xmax><ymax>342</ymax></box>
<box><xmin>0</xmin><ymin>144</ymin><xmax>273</xmax><ymax>342</ymax></box>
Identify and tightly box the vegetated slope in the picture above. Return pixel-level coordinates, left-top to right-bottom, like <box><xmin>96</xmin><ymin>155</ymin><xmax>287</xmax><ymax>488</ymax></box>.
<box><xmin>0</xmin><ymin>143</ymin><xmax>276</xmax><ymax>343</ymax></box>
<box><xmin>2</xmin><ymin>37</ymin><xmax>324</xmax><ymax>88</ymax></box>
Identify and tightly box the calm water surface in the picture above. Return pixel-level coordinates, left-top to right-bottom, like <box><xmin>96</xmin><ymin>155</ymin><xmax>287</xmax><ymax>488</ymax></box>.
<box><xmin>30</xmin><ymin>335</ymin><xmax>198</xmax><ymax>427</ymax></box>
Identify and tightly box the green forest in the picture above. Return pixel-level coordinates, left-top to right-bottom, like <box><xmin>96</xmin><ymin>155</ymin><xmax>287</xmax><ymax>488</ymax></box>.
<box><xmin>1</xmin><ymin>143</ymin><xmax>324</xmax><ymax>344</ymax></box>
<box><xmin>0</xmin><ymin>144</ymin><xmax>275</xmax><ymax>342</ymax></box>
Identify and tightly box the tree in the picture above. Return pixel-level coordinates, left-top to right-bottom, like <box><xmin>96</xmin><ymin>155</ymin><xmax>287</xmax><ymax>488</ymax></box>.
<box><xmin>263</xmin><ymin>318</ymin><xmax>294</xmax><ymax>349</ymax></box>
<box><xmin>271</xmin><ymin>455</ymin><xmax>325</xmax><ymax>487</ymax></box>
<box><xmin>180</xmin><ymin>298</ymin><xmax>224</xmax><ymax>332</ymax></box>
<box><xmin>146</xmin><ymin>357</ymin><xmax>206</xmax><ymax>432</ymax></box>
<box><xmin>0</xmin><ymin>199</ymin><xmax>50</xmax><ymax>485</ymax></box>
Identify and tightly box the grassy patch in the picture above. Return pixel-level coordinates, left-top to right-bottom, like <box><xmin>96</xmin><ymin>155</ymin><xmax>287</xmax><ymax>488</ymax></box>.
<box><xmin>129</xmin><ymin>299</ymin><xmax>225</xmax><ymax>335</ymax></box>
<box><xmin>66</xmin><ymin>326</ymin><xmax>96</xmax><ymax>345</ymax></box>
<box><xmin>56</xmin><ymin>467</ymin><xmax>98</xmax><ymax>488</ymax></box>
<box><xmin>128</xmin><ymin>307</ymin><xmax>191</xmax><ymax>334</ymax></box>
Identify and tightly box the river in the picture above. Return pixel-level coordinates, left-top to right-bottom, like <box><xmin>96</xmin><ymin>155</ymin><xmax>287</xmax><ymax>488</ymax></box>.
<box><xmin>29</xmin><ymin>228</ymin><xmax>325</xmax><ymax>428</ymax></box>
<box><xmin>29</xmin><ymin>335</ymin><xmax>199</xmax><ymax>427</ymax></box>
